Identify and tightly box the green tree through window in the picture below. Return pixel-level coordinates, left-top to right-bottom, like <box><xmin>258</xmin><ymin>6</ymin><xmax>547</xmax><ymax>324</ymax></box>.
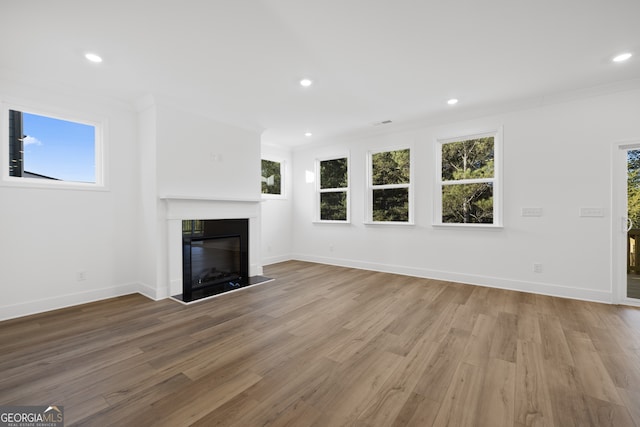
<box><xmin>370</xmin><ymin>148</ymin><xmax>411</xmax><ymax>222</ymax></box>
<box><xmin>261</xmin><ymin>159</ymin><xmax>282</xmax><ymax>195</ymax></box>
<box><xmin>441</xmin><ymin>137</ymin><xmax>494</xmax><ymax>224</ymax></box>
<box><xmin>628</xmin><ymin>150</ymin><xmax>640</xmax><ymax>228</ymax></box>
<box><xmin>319</xmin><ymin>157</ymin><xmax>348</xmax><ymax>221</ymax></box>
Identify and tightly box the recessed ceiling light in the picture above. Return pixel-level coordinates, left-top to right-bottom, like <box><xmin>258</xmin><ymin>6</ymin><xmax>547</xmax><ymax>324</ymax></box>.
<box><xmin>85</xmin><ymin>53</ymin><xmax>103</xmax><ymax>63</ymax></box>
<box><xmin>613</xmin><ymin>52</ymin><xmax>632</xmax><ymax>63</ymax></box>
<box><xmin>300</xmin><ymin>78</ymin><xmax>313</xmax><ymax>87</ymax></box>
<box><xmin>447</xmin><ymin>98</ymin><xmax>458</xmax><ymax>105</ymax></box>
<box><xmin>304</xmin><ymin>132</ymin><xmax>313</xmax><ymax>137</ymax></box>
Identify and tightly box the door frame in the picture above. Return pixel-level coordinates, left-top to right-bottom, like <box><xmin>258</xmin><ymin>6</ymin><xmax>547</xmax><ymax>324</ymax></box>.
<box><xmin>611</xmin><ymin>139</ymin><xmax>640</xmax><ymax>306</ymax></box>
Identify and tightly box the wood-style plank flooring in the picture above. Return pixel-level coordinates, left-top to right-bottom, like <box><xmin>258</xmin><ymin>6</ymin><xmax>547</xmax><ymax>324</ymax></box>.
<box><xmin>628</xmin><ymin>274</ymin><xmax>640</xmax><ymax>299</ymax></box>
<box><xmin>2</xmin><ymin>261</ymin><xmax>640</xmax><ymax>426</ymax></box>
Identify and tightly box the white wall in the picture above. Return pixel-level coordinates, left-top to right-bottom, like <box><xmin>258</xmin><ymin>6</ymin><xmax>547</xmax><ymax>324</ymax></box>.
<box><xmin>0</xmin><ymin>80</ymin><xmax>140</xmax><ymax>320</ymax></box>
<box><xmin>155</xmin><ymin>104</ymin><xmax>261</xmax><ymax>200</ymax></box>
<box><xmin>136</xmin><ymin>99</ymin><xmax>160</xmax><ymax>298</ymax></box>
<box><xmin>290</xmin><ymin>88</ymin><xmax>640</xmax><ymax>303</ymax></box>
<box><xmin>260</xmin><ymin>143</ymin><xmax>293</xmax><ymax>265</ymax></box>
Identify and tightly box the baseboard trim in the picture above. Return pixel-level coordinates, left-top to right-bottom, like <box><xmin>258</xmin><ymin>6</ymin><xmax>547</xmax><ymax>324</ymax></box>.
<box><xmin>291</xmin><ymin>253</ymin><xmax>613</xmax><ymax>304</ymax></box>
<box><xmin>250</xmin><ymin>263</ymin><xmax>264</xmax><ymax>277</ymax></box>
<box><xmin>1</xmin><ymin>256</ymin><xmax>614</xmax><ymax>322</ymax></box>
<box><xmin>262</xmin><ymin>254</ymin><xmax>294</xmax><ymax>266</ymax></box>
<box><xmin>0</xmin><ymin>283</ymin><xmax>140</xmax><ymax>321</ymax></box>
<box><xmin>135</xmin><ymin>281</ymin><xmax>166</xmax><ymax>301</ymax></box>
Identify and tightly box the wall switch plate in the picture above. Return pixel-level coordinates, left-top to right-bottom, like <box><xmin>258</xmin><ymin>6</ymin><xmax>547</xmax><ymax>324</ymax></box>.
<box><xmin>522</xmin><ymin>207</ymin><xmax>543</xmax><ymax>217</ymax></box>
<box><xmin>533</xmin><ymin>263</ymin><xmax>543</xmax><ymax>273</ymax></box>
<box><xmin>579</xmin><ymin>207</ymin><xmax>604</xmax><ymax>217</ymax></box>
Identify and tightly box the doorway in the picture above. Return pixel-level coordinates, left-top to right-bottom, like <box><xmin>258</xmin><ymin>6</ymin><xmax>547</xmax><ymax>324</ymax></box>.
<box><xmin>626</xmin><ymin>149</ymin><xmax>640</xmax><ymax>299</ymax></box>
<box><xmin>613</xmin><ymin>142</ymin><xmax>640</xmax><ymax>305</ymax></box>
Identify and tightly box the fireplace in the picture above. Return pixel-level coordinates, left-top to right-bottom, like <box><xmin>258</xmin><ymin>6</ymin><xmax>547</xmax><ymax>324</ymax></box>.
<box><xmin>161</xmin><ymin>195</ymin><xmax>271</xmax><ymax>304</ymax></box>
<box><xmin>181</xmin><ymin>219</ymin><xmax>249</xmax><ymax>302</ymax></box>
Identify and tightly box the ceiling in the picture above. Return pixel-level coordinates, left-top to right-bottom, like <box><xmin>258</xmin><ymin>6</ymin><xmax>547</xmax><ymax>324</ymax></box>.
<box><xmin>0</xmin><ymin>0</ymin><xmax>638</xmax><ymax>147</ymax></box>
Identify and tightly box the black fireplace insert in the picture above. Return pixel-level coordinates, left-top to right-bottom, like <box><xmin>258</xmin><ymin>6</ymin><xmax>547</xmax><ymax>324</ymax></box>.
<box><xmin>182</xmin><ymin>219</ymin><xmax>249</xmax><ymax>302</ymax></box>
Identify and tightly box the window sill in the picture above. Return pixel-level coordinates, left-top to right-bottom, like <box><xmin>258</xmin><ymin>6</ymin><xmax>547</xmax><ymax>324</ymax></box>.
<box><xmin>432</xmin><ymin>223</ymin><xmax>503</xmax><ymax>230</ymax></box>
<box><xmin>261</xmin><ymin>194</ymin><xmax>287</xmax><ymax>200</ymax></box>
<box><xmin>312</xmin><ymin>220</ymin><xmax>351</xmax><ymax>225</ymax></box>
<box><xmin>1</xmin><ymin>177</ymin><xmax>108</xmax><ymax>192</ymax></box>
<box><xmin>363</xmin><ymin>221</ymin><xmax>415</xmax><ymax>226</ymax></box>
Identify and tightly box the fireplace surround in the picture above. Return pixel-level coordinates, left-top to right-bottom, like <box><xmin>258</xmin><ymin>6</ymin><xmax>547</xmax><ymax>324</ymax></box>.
<box><xmin>161</xmin><ymin>195</ymin><xmax>269</xmax><ymax>304</ymax></box>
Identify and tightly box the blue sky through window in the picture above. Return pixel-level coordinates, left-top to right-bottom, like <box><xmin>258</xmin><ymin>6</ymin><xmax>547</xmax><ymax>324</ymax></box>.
<box><xmin>22</xmin><ymin>112</ymin><xmax>95</xmax><ymax>183</ymax></box>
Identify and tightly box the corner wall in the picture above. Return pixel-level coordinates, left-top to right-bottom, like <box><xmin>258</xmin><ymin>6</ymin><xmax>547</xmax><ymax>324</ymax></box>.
<box><xmin>260</xmin><ymin>143</ymin><xmax>293</xmax><ymax>265</ymax></box>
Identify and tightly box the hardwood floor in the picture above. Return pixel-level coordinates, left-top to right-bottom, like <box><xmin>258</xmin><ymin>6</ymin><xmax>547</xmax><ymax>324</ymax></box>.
<box><xmin>2</xmin><ymin>261</ymin><xmax>640</xmax><ymax>426</ymax></box>
<box><xmin>627</xmin><ymin>274</ymin><xmax>640</xmax><ymax>299</ymax></box>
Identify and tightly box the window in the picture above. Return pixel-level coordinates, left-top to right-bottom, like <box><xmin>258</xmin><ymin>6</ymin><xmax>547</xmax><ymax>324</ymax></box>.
<box><xmin>317</xmin><ymin>156</ymin><xmax>349</xmax><ymax>222</ymax></box>
<box><xmin>367</xmin><ymin>147</ymin><xmax>412</xmax><ymax>223</ymax></box>
<box><xmin>261</xmin><ymin>159</ymin><xmax>283</xmax><ymax>197</ymax></box>
<box><xmin>436</xmin><ymin>130</ymin><xmax>501</xmax><ymax>226</ymax></box>
<box><xmin>3</xmin><ymin>105</ymin><xmax>104</xmax><ymax>188</ymax></box>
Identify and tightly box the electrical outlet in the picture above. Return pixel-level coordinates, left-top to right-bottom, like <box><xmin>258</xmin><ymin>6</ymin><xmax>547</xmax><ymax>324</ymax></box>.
<box><xmin>329</xmin><ymin>244</ymin><xmax>334</xmax><ymax>252</ymax></box>
<box><xmin>76</xmin><ymin>271</ymin><xmax>87</xmax><ymax>281</ymax></box>
<box><xmin>533</xmin><ymin>263</ymin><xmax>543</xmax><ymax>273</ymax></box>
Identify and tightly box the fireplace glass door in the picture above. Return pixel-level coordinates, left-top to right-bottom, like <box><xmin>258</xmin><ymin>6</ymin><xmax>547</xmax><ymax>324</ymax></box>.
<box><xmin>190</xmin><ymin>236</ymin><xmax>241</xmax><ymax>289</ymax></box>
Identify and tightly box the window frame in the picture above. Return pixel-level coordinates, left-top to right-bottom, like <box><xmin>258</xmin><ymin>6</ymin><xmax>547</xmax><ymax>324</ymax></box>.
<box><xmin>434</xmin><ymin>128</ymin><xmax>503</xmax><ymax>228</ymax></box>
<box><xmin>0</xmin><ymin>101</ymin><xmax>107</xmax><ymax>191</ymax></box>
<box><xmin>260</xmin><ymin>156</ymin><xmax>285</xmax><ymax>199</ymax></box>
<box><xmin>315</xmin><ymin>154</ymin><xmax>350</xmax><ymax>223</ymax></box>
<box><xmin>365</xmin><ymin>145</ymin><xmax>414</xmax><ymax>225</ymax></box>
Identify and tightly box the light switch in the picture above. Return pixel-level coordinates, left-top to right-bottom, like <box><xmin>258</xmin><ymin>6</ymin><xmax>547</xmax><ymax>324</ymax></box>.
<box><xmin>579</xmin><ymin>207</ymin><xmax>604</xmax><ymax>217</ymax></box>
<box><xmin>522</xmin><ymin>207</ymin><xmax>543</xmax><ymax>217</ymax></box>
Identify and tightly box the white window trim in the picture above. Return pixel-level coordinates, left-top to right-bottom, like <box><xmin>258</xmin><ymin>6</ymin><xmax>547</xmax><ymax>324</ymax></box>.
<box><xmin>314</xmin><ymin>154</ymin><xmax>350</xmax><ymax>223</ymax></box>
<box><xmin>0</xmin><ymin>101</ymin><xmax>108</xmax><ymax>191</ymax></box>
<box><xmin>434</xmin><ymin>128</ymin><xmax>503</xmax><ymax>228</ymax></box>
<box><xmin>365</xmin><ymin>145</ymin><xmax>414</xmax><ymax>225</ymax></box>
<box><xmin>261</xmin><ymin>156</ymin><xmax>286</xmax><ymax>199</ymax></box>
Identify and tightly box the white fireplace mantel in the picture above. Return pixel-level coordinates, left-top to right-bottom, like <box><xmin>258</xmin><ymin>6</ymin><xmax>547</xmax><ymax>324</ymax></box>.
<box><xmin>160</xmin><ymin>195</ymin><xmax>263</xmax><ymax>297</ymax></box>
<box><xmin>160</xmin><ymin>195</ymin><xmax>262</xmax><ymax>203</ymax></box>
<box><xmin>160</xmin><ymin>195</ymin><xmax>261</xmax><ymax>220</ymax></box>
